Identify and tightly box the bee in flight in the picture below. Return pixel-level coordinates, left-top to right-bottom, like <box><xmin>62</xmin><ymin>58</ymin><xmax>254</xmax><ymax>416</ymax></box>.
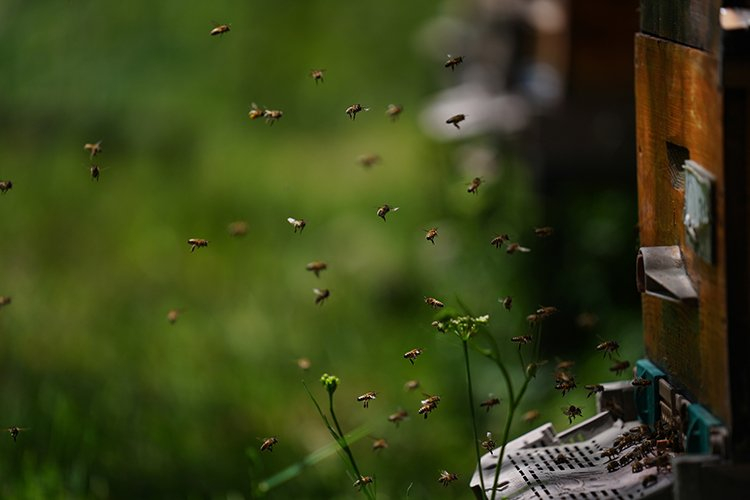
<box><xmin>187</xmin><ymin>239</ymin><xmax>208</xmax><ymax>252</ymax></box>
<box><xmin>444</xmin><ymin>55</ymin><xmax>463</xmax><ymax>71</ymax></box>
<box><xmin>446</xmin><ymin>113</ymin><xmax>466</xmax><ymax>129</ymax></box>
<box><xmin>425</xmin><ymin>228</ymin><xmax>439</xmax><ymax>244</ymax></box>
<box><xmin>404</xmin><ymin>379</ymin><xmax>420</xmax><ymax>391</ymax></box>
<box><xmin>357</xmin><ymin>391</ymin><xmax>377</xmax><ymax>408</ymax></box>
<box><xmin>0</xmin><ymin>180</ymin><xmax>13</xmax><ymax>193</ymax></box>
<box><xmin>306</xmin><ymin>261</ymin><xmax>327</xmax><ymax>277</ymax></box>
<box><xmin>296</xmin><ymin>357</ymin><xmax>311</xmax><ymax>370</ymax></box>
<box><xmin>386</xmin><ymin>104</ymin><xmax>403</xmax><ymax>121</ymax></box>
<box><xmin>0</xmin><ymin>296</ymin><xmax>11</xmax><ymax>308</ymax></box>
<box><xmin>424</xmin><ymin>296</ymin><xmax>444</xmax><ymax>308</ymax></box>
<box><xmin>562</xmin><ymin>405</ymin><xmax>583</xmax><ymax>423</ymax></box>
<box><xmin>403</xmin><ymin>348</ymin><xmax>423</xmax><ymax>365</ymax></box>
<box><xmin>596</xmin><ymin>339</ymin><xmax>620</xmax><ymax>359</ymax></box>
<box><xmin>353</xmin><ymin>476</ymin><xmax>373</xmax><ymax>490</ymax></box>
<box><xmin>536</xmin><ymin>306</ymin><xmax>558</xmax><ymax>318</ymax></box>
<box><xmin>506</xmin><ymin>242</ymin><xmax>531</xmax><ymax>254</ymax></box>
<box><xmin>83</xmin><ymin>140</ymin><xmax>102</xmax><ymax>159</ymax></box>
<box><xmin>467</xmin><ymin>177</ymin><xmax>482</xmax><ymax>194</ymax></box>
<box><xmin>585</xmin><ymin>384</ymin><xmax>604</xmax><ymax>398</ymax></box>
<box><xmin>262</xmin><ymin>109</ymin><xmax>283</xmax><ymax>125</ymax></box>
<box><xmin>500</xmin><ymin>296</ymin><xmax>512</xmax><ymax>310</ymax></box>
<box><xmin>511</xmin><ymin>335</ymin><xmax>533</xmax><ymax>345</ymax></box>
<box><xmin>287</xmin><ymin>217</ymin><xmax>306</xmax><ymax>233</ymax></box>
<box><xmin>89</xmin><ymin>164</ymin><xmax>101</xmax><ymax>181</ymax></box>
<box><xmin>371</xmin><ymin>437</ymin><xmax>389</xmax><ymax>451</ymax></box>
<box><xmin>522</xmin><ymin>409</ymin><xmax>540</xmax><ymax>424</ymax></box>
<box><xmin>491</xmin><ymin>234</ymin><xmax>510</xmax><ymax>249</ymax></box>
<box><xmin>248</xmin><ymin>103</ymin><xmax>265</xmax><ymax>120</ymax></box>
<box><xmin>260</xmin><ymin>436</ymin><xmax>278</xmax><ymax>452</ymax></box>
<box><xmin>609</xmin><ymin>359</ymin><xmax>630</xmax><ymax>375</ymax></box>
<box><xmin>310</xmin><ymin>69</ymin><xmax>326</xmax><ymax>84</ymax></box>
<box><xmin>228</xmin><ymin>220</ymin><xmax>248</xmax><ymax>237</ymax></box>
<box><xmin>388</xmin><ymin>409</ymin><xmax>408</xmax><ymax>426</ymax></box>
<box><xmin>480</xmin><ymin>396</ymin><xmax>501</xmax><ymax>412</ymax></box>
<box><xmin>346</xmin><ymin>104</ymin><xmax>369</xmax><ymax>120</ymax></box>
<box><xmin>419</xmin><ymin>394</ymin><xmax>440</xmax><ymax>419</ymax></box>
<box><xmin>313</xmin><ymin>288</ymin><xmax>330</xmax><ymax>305</ymax></box>
<box><xmin>481</xmin><ymin>432</ymin><xmax>496</xmax><ymax>454</ymax></box>
<box><xmin>438</xmin><ymin>470</ymin><xmax>458</xmax><ymax>486</ymax></box>
<box><xmin>210</xmin><ymin>22</ymin><xmax>231</xmax><ymax>36</ymax></box>
<box><xmin>377</xmin><ymin>204</ymin><xmax>399</xmax><ymax>221</ymax></box>
<box><xmin>535</xmin><ymin>226</ymin><xmax>554</xmax><ymax>237</ymax></box>
<box><xmin>358</xmin><ymin>153</ymin><xmax>381</xmax><ymax>168</ymax></box>
<box><xmin>167</xmin><ymin>308</ymin><xmax>182</xmax><ymax>324</ymax></box>
<box><xmin>6</xmin><ymin>426</ymin><xmax>28</xmax><ymax>442</ymax></box>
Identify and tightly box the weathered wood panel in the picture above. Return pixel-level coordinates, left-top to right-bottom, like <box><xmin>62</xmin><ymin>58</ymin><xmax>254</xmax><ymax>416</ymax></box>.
<box><xmin>635</xmin><ymin>33</ymin><xmax>730</xmax><ymax>423</ymax></box>
<box><xmin>640</xmin><ymin>0</ymin><xmax>719</xmax><ymax>53</ymax></box>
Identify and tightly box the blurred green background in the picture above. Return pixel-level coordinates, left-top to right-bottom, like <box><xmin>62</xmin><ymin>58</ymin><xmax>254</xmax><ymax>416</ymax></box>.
<box><xmin>0</xmin><ymin>0</ymin><xmax>642</xmax><ymax>498</ymax></box>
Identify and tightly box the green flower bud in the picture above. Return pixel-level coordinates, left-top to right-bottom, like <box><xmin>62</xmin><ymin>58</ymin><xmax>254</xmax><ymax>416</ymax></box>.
<box><xmin>320</xmin><ymin>373</ymin><xmax>340</xmax><ymax>395</ymax></box>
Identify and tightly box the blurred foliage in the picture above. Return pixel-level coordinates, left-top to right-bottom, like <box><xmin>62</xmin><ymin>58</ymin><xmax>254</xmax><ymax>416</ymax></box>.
<box><xmin>0</xmin><ymin>0</ymin><xmax>641</xmax><ymax>498</ymax></box>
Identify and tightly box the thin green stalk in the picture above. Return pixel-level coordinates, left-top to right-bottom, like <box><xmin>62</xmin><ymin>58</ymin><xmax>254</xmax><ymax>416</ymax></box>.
<box><xmin>462</xmin><ymin>339</ymin><xmax>486</xmax><ymax>495</ymax></box>
<box><xmin>516</xmin><ymin>345</ymin><xmax>525</xmax><ymax>372</ymax></box>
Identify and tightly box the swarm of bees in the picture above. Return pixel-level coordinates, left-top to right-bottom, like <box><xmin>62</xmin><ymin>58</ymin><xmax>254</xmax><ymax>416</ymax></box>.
<box><xmin>377</xmin><ymin>204</ymin><xmax>399</xmax><ymax>221</ymax></box>
<box><xmin>403</xmin><ymin>348</ymin><xmax>423</xmax><ymax>365</ymax></box>
<box><xmin>0</xmin><ymin>180</ymin><xmax>13</xmax><ymax>193</ymax></box>
<box><xmin>357</xmin><ymin>391</ymin><xmax>377</xmax><ymax>408</ymax></box>
<box><xmin>346</xmin><ymin>104</ymin><xmax>369</xmax><ymax>120</ymax></box>
<box><xmin>260</xmin><ymin>436</ymin><xmax>278</xmax><ymax>452</ymax></box>
<box><xmin>438</xmin><ymin>470</ymin><xmax>458</xmax><ymax>486</ymax></box>
<box><xmin>187</xmin><ymin>238</ymin><xmax>208</xmax><ymax>252</ymax></box>
<box><xmin>446</xmin><ymin>113</ymin><xmax>466</xmax><ymax>129</ymax></box>
<box><xmin>602</xmin><ymin>420</ymin><xmax>680</xmax><ymax>476</ymax></box>
<box><xmin>424</xmin><ymin>296</ymin><xmax>444</xmax><ymax>308</ymax></box>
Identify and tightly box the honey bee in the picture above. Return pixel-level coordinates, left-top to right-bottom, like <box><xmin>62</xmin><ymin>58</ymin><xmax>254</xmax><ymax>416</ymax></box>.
<box><xmin>260</xmin><ymin>436</ymin><xmax>278</xmax><ymax>451</ymax></box>
<box><xmin>467</xmin><ymin>177</ymin><xmax>482</xmax><ymax>194</ymax></box>
<box><xmin>386</xmin><ymin>104</ymin><xmax>403</xmax><ymax>121</ymax></box>
<box><xmin>536</xmin><ymin>306</ymin><xmax>558</xmax><ymax>318</ymax></box>
<box><xmin>358</xmin><ymin>153</ymin><xmax>380</xmax><ymax>168</ymax></box>
<box><xmin>313</xmin><ymin>288</ymin><xmax>330</xmax><ymax>305</ymax></box>
<box><xmin>480</xmin><ymin>396</ymin><xmax>501</xmax><ymax>412</ymax></box>
<box><xmin>248</xmin><ymin>103</ymin><xmax>265</xmax><ymax>120</ymax></box>
<box><xmin>534</xmin><ymin>226</ymin><xmax>554</xmax><ymax>237</ymax></box>
<box><xmin>287</xmin><ymin>217</ymin><xmax>306</xmax><ymax>233</ymax></box>
<box><xmin>89</xmin><ymin>164</ymin><xmax>101</xmax><ymax>181</ymax></box>
<box><xmin>506</xmin><ymin>242</ymin><xmax>531</xmax><ymax>254</ymax></box>
<box><xmin>421</xmin><ymin>394</ymin><xmax>441</xmax><ymax>406</ymax></box>
<box><xmin>500</xmin><ymin>296</ymin><xmax>512</xmax><ymax>310</ymax></box>
<box><xmin>310</xmin><ymin>69</ymin><xmax>326</xmax><ymax>84</ymax></box>
<box><xmin>357</xmin><ymin>391</ymin><xmax>377</xmax><ymax>408</ymax></box>
<box><xmin>438</xmin><ymin>470</ymin><xmax>458</xmax><ymax>486</ymax></box>
<box><xmin>596</xmin><ymin>340</ymin><xmax>620</xmax><ymax>359</ymax></box>
<box><xmin>562</xmin><ymin>405</ymin><xmax>583</xmax><ymax>423</ymax></box>
<box><xmin>444</xmin><ymin>55</ymin><xmax>463</xmax><ymax>71</ymax></box>
<box><xmin>388</xmin><ymin>409</ymin><xmax>408</xmax><ymax>426</ymax></box>
<box><xmin>305</xmin><ymin>261</ymin><xmax>327</xmax><ymax>277</ymax></box>
<box><xmin>404</xmin><ymin>379</ymin><xmax>420</xmax><ymax>391</ymax></box>
<box><xmin>346</xmin><ymin>104</ymin><xmax>369</xmax><ymax>120</ymax></box>
<box><xmin>481</xmin><ymin>432</ymin><xmax>496</xmax><ymax>454</ymax></box>
<box><xmin>556</xmin><ymin>360</ymin><xmax>575</xmax><ymax>371</ymax></box>
<box><xmin>425</xmin><ymin>228</ymin><xmax>438</xmax><ymax>244</ymax></box>
<box><xmin>491</xmin><ymin>234</ymin><xmax>510</xmax><ymax>249</ymax></box>
<box><xmin>431</xmin><ymin>320</ymin><xmax>446</xmax><ymax>333</ymax></box>
<box><xmin>643</xmin><ymin>453</ymin><xmax>671</xmax><ymax>473</ymax></box>
<box><xmin>526</xmin><ymin>313</ymin><xmax>540</xmax><ymax>324</ymax></box>
<box><xmin>522</xmin><ymin>409</ymin><xmax>540</xmax><ymax>423</ymax></box>
<box><xmin>377</xmin><ymin>204</ymin><xmax>399</xmax><ymax>221</ymax></box>
<box><xmin>6</xmin><ymin>426</ymin><xmax>28</xmax><ymax>442</ymax></box>
<box><xmin>0</xmin><ymin>180</ymin><xmax>13</xmax><ymax>193</ymax></box>
<box><xmin>601</xmin><ymin>447</ymin><xmax>619</xmax><ymax>460</ymax></box>
<box><xmin>371</xmin><ymin>437</ymin><xmax>389</xmax><ymax>451</ymax></box>
<box><xmin>511</xmin><ymin>335</ymin><xmax>533</xmax><ymax>345</ymax></box>
<box><xmin>553</xmin><ymin>453</ymin><xmax>569</xmax><ymax>465</ymax></box>
<box><xmin>609</xmin><ymin>360</ymin><xmax>630</xmax><ymax>375</ymax></box>
<box><xmin>606</xmin><ymin>461</ymin><xmax>619</xmax><ymax>473</ymax></box>
<box><xmin>263</xmin><ymin>109</ymin><xmax>283</xmax><ymax>125</ymax></box>
<box><xmin>167</xmin><ymin>308</ymin><xmax>182</xmax><ymax>324</ymax></box>
<box><xmin>297</xmin><ymin>357</ymin><xmax>311</xmax><ymax>370</ymax></box>
<box><xmin>228</xmin><ymin>220</ymin><xmax>248</xmax><ymax>237</ymax></box>
<box><xmin>555</xmin><ymin>378</ymin><xmax>576</xmax><ymax>397</ymax></box>
<box><xmin>642</xmin><ymin>474</ymin><xmax>658</xmax><ymax>488</ymax></box>
<box><xmin>446</xmin><ymin>113</ymin><xmax>466</xmax><ymax>129</ymax></box>
<box><xmin>403</xmin><ymin>348</ymin><xmax>423</xmax><ymax>365</ymax></box>
<box><xmin>631</xmin><ymin>376</ymin><xmax>651</xmax><ymax>388</ymax></box>
<box><xmin>424</xmin><ymin>296</ymin><xmax>444</xmax><ymax>308</ymax></box>
<box><xmin>83</xmin><ymin>140</ymin><xmax>102</xmax><ymax>159</ymax></box>
<box><xmin>0</xmin><ymin>296</ymin><xmax>11</xmax><ymax>307</ymax></box>
<box><xmin>187</xmin><ymin>238</ymin><xmax>209</xmax><ymax>252</ymax></box>
<box><xmin>419</xmin><ymin>394</ymin><xmax>440</xmax><ymax>418</ymax></box>
<box><xmin>210</xmin><ymin>22</ymin><xmax>231</xmax><ymax>36</ymax></box>
<box><xmin>585</xmin><ymin>384</ymin><xmax>604</xmax><ymax>398</ymax></box>
<box><xmin>353</xmin><ymin>475</ymin><xmax>374</xmax><ymax>490</ymax></box>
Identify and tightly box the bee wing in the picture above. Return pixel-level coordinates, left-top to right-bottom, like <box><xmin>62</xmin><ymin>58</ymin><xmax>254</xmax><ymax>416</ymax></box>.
<box><xmin>287</xmin><ymin>217</ymin><xmax>297</xmax><ymax>225</ymax></box>
<box><xmin>392</xmin><ymin>207</ymin><xmax>400</xmax><ymax>212</ymax></box>
<box><xmin>313</xmin><ymin>288</ymin><xmax>323</xmax><ymax>295</ymax></box>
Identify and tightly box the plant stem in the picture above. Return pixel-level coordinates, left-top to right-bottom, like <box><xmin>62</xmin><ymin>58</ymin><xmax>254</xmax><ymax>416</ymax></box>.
<box><xmin>328</xmin><ymin>393</ymin><xmax>375</xmax><ymax>500</ymax></box>
<box><xmin>462</xmin><ymin>339</ymin><xmax>486</xmax><ymax>495</ymax></box>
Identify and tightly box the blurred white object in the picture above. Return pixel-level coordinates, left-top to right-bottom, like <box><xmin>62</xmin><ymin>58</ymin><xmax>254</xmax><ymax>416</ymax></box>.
<box><xmin>720</xmin><ymin>8</ymin><xmax>750</xmax><ymax>30</ymax></box>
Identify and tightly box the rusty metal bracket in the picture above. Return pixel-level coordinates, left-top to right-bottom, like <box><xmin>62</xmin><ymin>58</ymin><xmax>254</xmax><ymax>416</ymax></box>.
<box><xmin>636</xmin><ymin>246</ymin><xmax>698</xmax><ymax>304</ymax></box>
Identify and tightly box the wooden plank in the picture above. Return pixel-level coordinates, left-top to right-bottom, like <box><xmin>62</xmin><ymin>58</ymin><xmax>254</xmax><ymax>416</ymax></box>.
<box><xmin>635</xmin><ymin>33</ymin><xmax>730</xmax><ymax>424</ymax></box>
<box><xmin>640</xmin><ymin>0</ymin><xmax>720</xmax><ymax>53</ymax></box>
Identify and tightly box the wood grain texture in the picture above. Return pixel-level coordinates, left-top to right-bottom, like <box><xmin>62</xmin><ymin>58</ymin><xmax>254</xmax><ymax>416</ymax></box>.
<box><xmin>635</xmin><ymin>33</ymin><xmax>730</xmax><ymax>424</ymax></box>
<box><xmin>640</xmin><ymin>0</ymin><xmax>719</xmax><ymax>53</ymax></box>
